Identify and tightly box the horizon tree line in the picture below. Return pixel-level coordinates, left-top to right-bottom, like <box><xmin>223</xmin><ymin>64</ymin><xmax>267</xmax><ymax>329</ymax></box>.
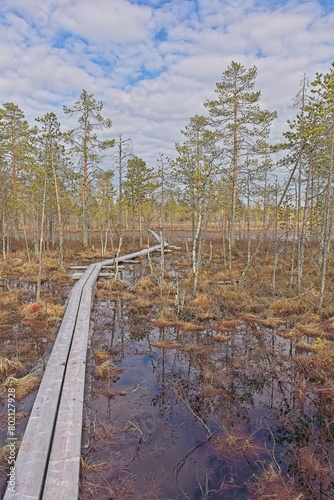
<box><xmin>0</xmin><ymin>60</ymin><xmax>334</xmax><ymax>306</ymax></box>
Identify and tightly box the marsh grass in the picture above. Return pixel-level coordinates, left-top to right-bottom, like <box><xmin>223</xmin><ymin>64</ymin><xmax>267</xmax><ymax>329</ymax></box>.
<box><xmin>151</xmin><ymin>341</ymin><xmax>182</xmax><ymax>349</ymax></box>
<box><xmin>93</xmin><ymin>350</ymin><xmax>110</xmax><ymax>364</ymax></box>
<box><xmin>95</xmin><ymin>360</ymin><xmax>123</xmax><ymax>379</ymax></box>
<box><xmin>20</xmin><ymin>301</ymin><xmax>64</xmax><ymax>324</ymax></box>
<box><xmin>3</xmin><ymin>374</ymin><xmax>40</xmax><ymax>400</ymax></box>
<box><xmin>185</xmin><ymin>343</ymin><xmax>207</xmax><ymax>352</ymax></box>
<box><xmin>249</xmin><ymin>464</ymin><xmax>304</xmax><ymax>499</ymax></box>
<box><xmin>212</xmin><ymin>333</ymin><xmax>229</xmax><ymax>342</ymax></box>
<box><xmin>213</xmin><ymin>319</ymin><xmax>243</xmax><ymax>332</ymax></box>
<box><xmin>0</xmin><ymin>291</ymin><xmax>20</xmax><ymax>307</ymax></box>
<box><xmin>0</xmin><ymin>357</ymin><xmax>23</xmax><ymax>377</ymax></box>
<box><xmin>176</xmin><ymin>321</ymin><xmax>204</xmax><ymax>332</ymax></box>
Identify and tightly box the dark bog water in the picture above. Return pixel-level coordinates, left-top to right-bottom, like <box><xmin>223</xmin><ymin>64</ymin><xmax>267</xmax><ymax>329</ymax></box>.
<box><xmin>80</xmin><ymin>266</ymin><xmax>309</xmax><ymax>499</ymax></box>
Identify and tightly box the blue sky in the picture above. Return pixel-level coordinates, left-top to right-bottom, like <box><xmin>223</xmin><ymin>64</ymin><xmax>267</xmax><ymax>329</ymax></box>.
<box><xmin>1</xmin><ymin>0</ymin><xmax>334</xmax><ymax>166</ymax></box>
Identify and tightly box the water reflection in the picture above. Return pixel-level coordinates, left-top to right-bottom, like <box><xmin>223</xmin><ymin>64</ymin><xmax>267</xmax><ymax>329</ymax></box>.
<box><xmin>81</xmin><ymin>263</ymin><xmax>333</xmax><ymax>499</ymax></box>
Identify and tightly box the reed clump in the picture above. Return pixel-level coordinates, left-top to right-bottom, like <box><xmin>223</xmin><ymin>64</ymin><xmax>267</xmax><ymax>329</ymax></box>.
<box><xmin>0</xmin><ymin>357</ymin><xmax>23</xmax><ymax>377</ymax></box>
<box><xmin>151</xmin><ymin>341</ymin><xmax>182</xmax><ymax>349</ymax></box>
<box><xmin>95</xmin><ymin>360</ymin><xmax>123</xmax><ymax>379</ymax></box>
<box><xmin>3</xmin><ymin>374</ymin><xmax>40</xmax><ymax>400</ymax></box>
<box><xmin>20</xmin><ymin>301</ymin><xmax>64</xmax><ymax>324</ymax></box>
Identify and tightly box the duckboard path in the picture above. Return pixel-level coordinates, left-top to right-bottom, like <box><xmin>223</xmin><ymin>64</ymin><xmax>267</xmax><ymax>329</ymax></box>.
<box><xmin>4</xmin><ymin>235</ymin><xmax>167</xmax><ymax>500</ymax></box>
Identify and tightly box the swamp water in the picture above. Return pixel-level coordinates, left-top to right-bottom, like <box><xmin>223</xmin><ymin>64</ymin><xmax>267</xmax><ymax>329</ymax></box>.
<box><xmin>80</xmin><ymin>263</ymin><xmax>306</xmax><ymax>499</ymax></box>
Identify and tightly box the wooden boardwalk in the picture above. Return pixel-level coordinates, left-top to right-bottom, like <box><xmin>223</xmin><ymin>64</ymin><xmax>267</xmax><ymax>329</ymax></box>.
<box><xmin>4</xmin><ymin>241</ymin><xmax>166</xmax><ymax>499</ymax></box>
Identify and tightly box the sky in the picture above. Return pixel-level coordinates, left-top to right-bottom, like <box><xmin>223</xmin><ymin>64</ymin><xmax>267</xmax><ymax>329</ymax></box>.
<box><xmin>1</xmin><ymin>0</ymin><xmax>334</xmax><ymax>169</ymax></box>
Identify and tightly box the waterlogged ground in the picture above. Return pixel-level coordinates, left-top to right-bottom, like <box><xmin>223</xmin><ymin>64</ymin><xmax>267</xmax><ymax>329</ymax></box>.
<box><xmin>80</xmin><ymin>259</ymin><xmax>334</xmax><ymax>499</ymax></box>
<box><xmin>0</xmin><ymin>273</ymin><xmax>71</xmax><ymax>497</ymax></box>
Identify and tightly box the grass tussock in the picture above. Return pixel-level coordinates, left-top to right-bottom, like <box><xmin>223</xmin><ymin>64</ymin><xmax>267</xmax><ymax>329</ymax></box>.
<box><xmin>216</xmin><ymin>288</ymin><xmax>253</xmax><ymax>314</ymax></box>
<box><xmin>151</xmin><ymin>341</ymin><xmax>182</xmax><ymax>349</ymax></box>
<box><xmin>176</xmin><ymin>321</ymin><xmax>204</xmax><ymax>332</ymax></box>
<box><xmin>20</xmin><ymin>301</ymin><xmax>64</xmax><ymax>323</ymax></box>
<box><xmin>94</xmin><ymin>350</ymin><xmax>111</xmax><ymax>364</ymax></box>
<box><xmin>0</xmin><ymin>291</ymin><xmax>20</xmax><ymax>307</ymax></box>
<box><xmin>3</xmin><ymin>374</ymin><xmax>40</xmax><ymax>400</ymax></box>
<box><xmin>270</xmin><ymin>297</ymin><xmax>310</xmax><ymax>316</ymax></box>
<box><xmin>102</xmin><ymin>278</ymin><xmax>128</xmax><ymax>291</ymax></box>
<box><xmin>131</xmin><ymin>277</ymin><xmax>156</xmax><ymax>293</ymax></box>
<box><xmin>295</xmin><ymin>323</ymin><xmax>324</xmax><ymax>338</ymax></box>
<box><xmin>279</xmin><ymin>328</ymin><xmax>303</xmax><ymax>340</ymax></box>
<box><xmin>100</xmin><ymin>390</ymin><xmax>127</xmax><ymax>399</ymax></box>
<box><xmin>185</xmin><ymin>343</ymin><xmax>206</xmax><ymax>352</ymax></box>
<box><xmin>191</xmin><ymin>293</ymin><xmax>211</xmax><ymax>308</ymax></box>
<box><xmin>249</xmin><ymin>464</ymin><xmax>304</xmax><ymax>500</ymax></box>
<box><xmin>95</xmin><ymin>360</ymin><xmax>123</xmax><ymax>379</ymax></box>
<box><xmin>0</xmin><ymin>357</ymin><xmax>23</xmax><ymax>377</ymax></box>
<box><xmin>152</xmin><ymin>315</ymin><xmax>176</xmax><ymax>328</ymax></box>
<box><xmin>213</xmin><ymin>319</ymin><xmax>242</xmax><ymax>332</ymax></box>
<box><xmin>131</xmin><ymin>298</ymin><xmax>151</xmax><ymax>309</ymax></box>
<box><xmin>212</xmin><ymin>333</ymin><xmax>229</xmax><ymax>343</ymax></box>
<box><xmin>201</xmin><ymin>384</ymin><xmax>221</xmax><ymax>399</ymax></box>
<box><xmin>215</xmin><ymin>427</ymin><xmax>265</xmax><ymax>459</ymax></box>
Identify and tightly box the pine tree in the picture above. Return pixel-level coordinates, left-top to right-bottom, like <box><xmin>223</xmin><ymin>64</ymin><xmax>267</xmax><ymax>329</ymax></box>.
<box><xmin>36</xmin><ymin>112</ymin><xmax>67</xmax><ymax>269</ymax></box>
<box><xmin>63</xmin><ymin>90</ymin><xmax>114</xmax><ymax>247</ymax></box>
<box><xmin>204</xmin><ymin>61</ymin><xmax>277</xmax><ymax>246</ymax></box>
<box><xmin>0</xmin><ymin>103</ymin><xmax>34</xmax><ymax>240</ymax></box>
<box><xmin>173</xmin><ymin>115</ymin><xmax>219</xmax><ymax>292</ymax></box>
<box><xmin>124</xmin><ymin>155</ymin><xmax>157</xmax><ymax>247</ymax></box>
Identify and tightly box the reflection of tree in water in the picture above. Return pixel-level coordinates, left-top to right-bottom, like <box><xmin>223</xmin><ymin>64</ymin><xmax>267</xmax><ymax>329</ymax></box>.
<box><xmin>88</xmin><ymin>281</ymin><xmax>334</xmax><ymax>498</ymax></box>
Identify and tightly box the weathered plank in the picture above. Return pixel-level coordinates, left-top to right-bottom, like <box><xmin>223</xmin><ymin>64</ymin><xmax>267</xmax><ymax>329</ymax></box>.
<box><xmin>4</xmin><ymin>265</ymin><xmax>98</xmax><ymax>499</ymax></box>
<box><xmin>43</xmin><ymin>264</ymin><xmax>101</xmax><ymax>499</ymax></box>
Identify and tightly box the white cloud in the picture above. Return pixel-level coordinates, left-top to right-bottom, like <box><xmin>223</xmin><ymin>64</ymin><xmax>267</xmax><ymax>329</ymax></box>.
<box><xmin>53</xmin><ymin>0</ymin><xmax>153</xmax><ymax>44</ymax></box>
<box><xmin>0</xmin><ymin>0</ymin><xmax>333</xmax><ymax>167</ymax></box>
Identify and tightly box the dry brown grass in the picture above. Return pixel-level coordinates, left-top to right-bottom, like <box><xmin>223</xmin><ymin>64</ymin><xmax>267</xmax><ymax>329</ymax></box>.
<box><xmin>3</xmin><ymin>374</ymin><xmax>40</xmax><ymax>400</ymax></box>
<box><xmin>240</xmin><ymin>314</ymin><xmax>284</xmax><ymax>328</ymax></box>
<box><xmin>100</xmin><ymin>390</ymin><xmax>127</xmax><ymax>399</ymax></box>
<box><xmin>94</xmin><ymin>350</ymin><xmax>111</xmax><ymax>364</ymax></box>
<box><xmin>20</xmin><ymin>301</ymin><xmax>64</xmax><ymax>324</ymax></box>
<box><xmin>215</xmin><ymin>427</ymin><xmax>265</xmax><ymax>459</ymax></box>
<box><xmin>102</xmin><ymin>278</ymin><xmax>128</xmax><ymax>291</ymax></box>
<box><xmin>185</xmin><ymin>343</ymin><xmax>206</xmax><ymax>352</ymax></box>
<box><xmin>130</xmin><ymin>298</ymin><xmax>151</xmax><ymax>309</ymax></box>
<box><xmin>95</xmin><ymin>360</ymin><xmax>123</xmax><ymax>379</ymax></box>
<box><xmin>0</xmin><ymin>291</ymin><xmax>20</xmax><ymax>307</ymax></box>
<box><xmin>279</xmin><ymin>328</ymin><xmax>303</xmax><ymax>340</ymax></box>
<box><xmin>80</xmin><ymin>456</ymin><xmax>108</xmax><ymax>473</ymax></box>
<box><xmin>151</xmin><ymin>341</ymin><xmax>182</xmax><ymax>349</ymax></box>
<box><xmin>0</xmin><ymin>357</ymin><xmax>23</xmax><ymax>377</ymax></box>
<box><xmin>131</xmin><ymin>277</ymin><xmax>156</xmax><ymax>293</ymax></box>
<box><xmin>191</xmin><ymin>293</ymin><xmax>210</xmax><ymax>308</ymax></box>
<box><xmin>249</xmin><ymin>464</ymin><xmax>304</xmax><ymax>499</ymax></box>
<box><xmin>201</xmin><ymin>384</ymin><xmax>221</xmax><ymax>399</ymax></box>
<box><xmin>176</xmin><ymin>321</ymin><xmax>204</xmax><ymax>332</ymax></box>
<box><xmin>270</xmin><ymin>298</ymin><xmax>309</xmax><ymax>316</ymax></box>
<box><xmin>213</xmin><ymin>319</ymin><xmax>243</xmax><ymax>331</ymax></box>
<box><xmin>212</xmin><ymin>333</ymin><xmax>229</xmax><ymax>343</ymax></box>
<box><xmin>43</xmin><ymin>256</ymin><xmax>59</xmax><ymax>271</ymax></box>
<box><xmin>152</xmin><ymin>315</ymin><xmax>176</xmax><ymax>328</ymax></box>
<box><xmin>295</xmin><ymin>324</ymin><xmax>324</xmax><ymax>338</ymax></box>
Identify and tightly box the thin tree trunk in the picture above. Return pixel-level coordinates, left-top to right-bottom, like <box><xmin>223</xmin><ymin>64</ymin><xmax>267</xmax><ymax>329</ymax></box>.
<box><xmin>36</xmin><ymin>173</ymin><xmax>47</xmax><ymax>302</ymax></box>
<box><xmin>51</xmin><ymin>146</ymin><xmax>64</xmax><ymax>270</ymax></box>
<box><xmin>318</xmin><ymin>124</ymin><xmax>334</xmax><ymax>309</ymax></box>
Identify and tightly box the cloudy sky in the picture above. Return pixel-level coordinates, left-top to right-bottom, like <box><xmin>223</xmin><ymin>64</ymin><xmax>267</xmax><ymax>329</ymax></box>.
<box><xmin>1</xmin><ymin>0</ymin><xmax>334</xmax><ymax>168</ymax></box>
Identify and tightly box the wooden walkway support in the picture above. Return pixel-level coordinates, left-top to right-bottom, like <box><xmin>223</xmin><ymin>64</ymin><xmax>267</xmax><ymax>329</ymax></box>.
<box><xmin>4</xmin><ymin>240</ymin><xmax>168</xmax><ymax>499</ymax></box>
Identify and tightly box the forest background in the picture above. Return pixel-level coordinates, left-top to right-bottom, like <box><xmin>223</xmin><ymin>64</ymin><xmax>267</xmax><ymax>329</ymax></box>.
<box><xmin>1</xmin><ymin>60</ymin><xmax>334</xmax><ymax>309</ymax></box>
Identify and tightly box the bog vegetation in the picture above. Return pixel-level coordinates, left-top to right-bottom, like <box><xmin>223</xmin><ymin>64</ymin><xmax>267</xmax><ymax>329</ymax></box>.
<box><xmin>0</xmin><ymin>60</ymin><xmax>334</xmax><ymax>498</ymax></box>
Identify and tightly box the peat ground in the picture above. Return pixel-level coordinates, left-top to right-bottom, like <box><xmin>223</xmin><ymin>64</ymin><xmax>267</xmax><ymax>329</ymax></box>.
<box><xmin>0</xmin><ymin>235</ymin><xmax>333</xmax><ymax>499</ymax></box>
